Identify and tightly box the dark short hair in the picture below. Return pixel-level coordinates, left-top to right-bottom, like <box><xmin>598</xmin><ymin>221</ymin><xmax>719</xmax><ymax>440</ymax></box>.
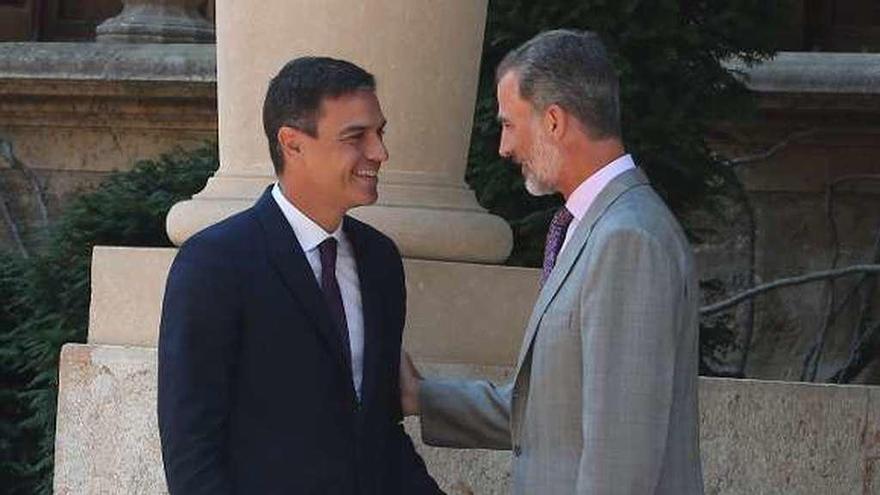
<box><xmin>262</xmin><ymin>56</ymin><xmax>375</xmax><ymax>174</ymax></box>
<box><xmin>496</xmin><ymin>29</ymin><xmax>620</xmax><ymax>139</ymax></box>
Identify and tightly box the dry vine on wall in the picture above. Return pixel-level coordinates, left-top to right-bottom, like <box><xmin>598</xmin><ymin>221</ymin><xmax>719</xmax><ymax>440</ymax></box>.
<box><xmin>0</xmin><ymin>136</ymin><xmax>49</xmax><ymax>258</ymax></box>
<box><xmin>701</xmin><ymin>128</ymin><xmax>880</xmax><ymax>383</ymax></box>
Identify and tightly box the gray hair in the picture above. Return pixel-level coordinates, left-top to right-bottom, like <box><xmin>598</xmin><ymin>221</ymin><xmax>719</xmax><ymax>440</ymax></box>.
<box><xmin>496</xmin><ymin>29</ymin><xmax>621</xmax><ymax>139</ymax></box>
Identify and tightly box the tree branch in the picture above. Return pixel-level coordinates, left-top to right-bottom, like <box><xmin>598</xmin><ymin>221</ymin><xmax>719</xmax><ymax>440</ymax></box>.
<box><xmin>726</xmin><ymin>128</ymin><xmax>819</xmax><ymax>167</ymax></box>
<box><xmin>0</xmin><ymin>186</ymin><xmax>28</xmax><ymax>258</ymax></box>
<box><xmin>700</xmin><ymin>264</ymin><xmax>880</xmax><ymax>316</ymax></box>
<box><xmin>0</xmin><ymin>136</ymin><xmax>49</xmax><ymax>226</ymax></box>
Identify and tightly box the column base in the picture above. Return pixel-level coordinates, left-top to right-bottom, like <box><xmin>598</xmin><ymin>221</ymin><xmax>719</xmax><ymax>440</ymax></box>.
<box><xmin>166</xmin><ymin>174</ymin><xmax>512</xmax><ymax>263</ymax></box>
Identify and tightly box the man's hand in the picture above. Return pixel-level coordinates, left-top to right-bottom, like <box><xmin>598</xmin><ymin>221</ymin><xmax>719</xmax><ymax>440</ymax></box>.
<box><xmin>400</xmin><ymin>349</ymin><xmax>422</xmax><ymax>416</ymax></box>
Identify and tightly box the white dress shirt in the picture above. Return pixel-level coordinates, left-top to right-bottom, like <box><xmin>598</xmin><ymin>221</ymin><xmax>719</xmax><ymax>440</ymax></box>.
<box><xmin>560</xmin><ymin>154</ymin><xmax>636</xmax><ymax>255</ymax></box>
<box><xmin>271</xmin><ymin>183</ymin><xmax>365</xmax><ymax>399</ymax></box>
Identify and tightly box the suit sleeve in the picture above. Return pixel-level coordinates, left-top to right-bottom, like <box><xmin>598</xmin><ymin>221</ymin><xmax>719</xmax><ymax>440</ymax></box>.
<box><xmin>419</xmin><ymin>378</ymin><xmax>513</xmax><ymax>450</ymax></box>
<box><xmin>158</xmin><ymin>240</ymin><xmax>239</xmax><ymax>495</ymax></box>
<box><xmin>575</xmin><ymin>229</ymin><xmax>682</xmax><ymax>494</ymax></box>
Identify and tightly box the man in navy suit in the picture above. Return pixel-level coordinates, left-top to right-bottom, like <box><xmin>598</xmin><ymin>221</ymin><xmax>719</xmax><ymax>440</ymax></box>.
<box><xmin>158</xmin><ymin>57</ymin><xmax>442</xmax><ymax>495</ymax></box>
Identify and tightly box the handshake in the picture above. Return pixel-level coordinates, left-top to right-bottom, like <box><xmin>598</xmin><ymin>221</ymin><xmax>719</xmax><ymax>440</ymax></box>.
<box><xmin>399</xmin><ymin>349</ymin><xmax>422</xmax><ymax>417</ymax></box>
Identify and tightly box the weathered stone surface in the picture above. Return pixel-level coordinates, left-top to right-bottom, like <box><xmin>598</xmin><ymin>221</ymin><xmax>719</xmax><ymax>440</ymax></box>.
<box><xmin>0</xmin><ymin>42</ymin><xmax>215</xmax><ymax>83</ymax></box>
<box><xmin>54</xmin><ymin>345</ymin><xmax>165</xmax><ymax>495</ymax></box>
<box><xmin>89</xmin><ymin>247</ymin><xmax>178</xmax><ymax>348</ymax></box>
<box><xmin>699</xmin><ymin>378</ymin><xmax>880</xmax><ymax>494</ymax></box>
<box><xmin>54</xmin><ymin>345</ymin><xmax>880</xmax><ymax>494</ymax></box>
<box><xmin>96</xmin><ymin>0</ymin><xmax>215</xmax><ymax>44</ymax></box>
<box><xmin>726</xmin><ymin>52</ymin><xmax>880</xmax><ymax>96</ymax></box>
<box><xmin>88</xmin><ymin>247</ymin><xmax>539</xmax><ymax>366</ymax></box>
<box><xmin>0</xmin><ymin>42</ymin><xmax>217</xmax><ymax>253</ymax></box>
<box><xmin>87</xmin><ymin>245</ymin><xmax>880</xmax><ymax>384</ymax></box>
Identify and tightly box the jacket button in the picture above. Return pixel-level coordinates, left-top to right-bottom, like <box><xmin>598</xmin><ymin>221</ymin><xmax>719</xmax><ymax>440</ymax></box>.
<box><xmin>513</xmin><ymin>444</ymin><xmax>522</xmax><ymax>457</ymax></box>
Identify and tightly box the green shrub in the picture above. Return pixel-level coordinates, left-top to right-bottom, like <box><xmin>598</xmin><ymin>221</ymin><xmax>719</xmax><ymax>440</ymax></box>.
<box><xmin>468</xmin><ymin>0</ymin><xmax>792</xmax><ymax>265</ymax></box>
<box><xmin>0</xmin><ymin>144</ymin><xmax>218</xmax><ymax>494</ymax></box>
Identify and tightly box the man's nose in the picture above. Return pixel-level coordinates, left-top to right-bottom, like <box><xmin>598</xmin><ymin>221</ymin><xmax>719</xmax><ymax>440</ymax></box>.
<box><xmin>367</xmin><ymin>134</ymin><xmax>389</xmax><ymax>163</ymax></box>
<box><xmin>498</xmin><ymin>132</ymin><xmax>512</xmax><ymax>158</ymax></box>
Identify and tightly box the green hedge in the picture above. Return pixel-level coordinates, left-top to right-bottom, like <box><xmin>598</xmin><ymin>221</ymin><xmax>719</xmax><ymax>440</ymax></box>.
<box><xmin>0</xmin><ymin>144</ymin><xmax>218</xmax><ymax>494</ymax></box>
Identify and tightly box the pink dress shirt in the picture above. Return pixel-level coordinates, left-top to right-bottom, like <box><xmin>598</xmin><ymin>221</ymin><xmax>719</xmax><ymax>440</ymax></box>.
<box><xmin>559</xmin><ymin>154</ymin><xmax>636</xmax><ymax>255</ymax></box>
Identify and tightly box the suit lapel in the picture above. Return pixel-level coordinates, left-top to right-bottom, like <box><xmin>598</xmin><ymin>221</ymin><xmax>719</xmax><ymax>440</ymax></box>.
<box><xmin>254</xmin><ymin>188</ymin><xmax>352</xmax><ymax>376</ymax></box>
<box><xmin>514</xmin><ymin>168</ymin><xmax>651</xmax><ymax>372</ymax></box>
<box><xmin>344</xmin><ymin>217</ymin><xmax>382</xmax><ymax>408</ymax></box>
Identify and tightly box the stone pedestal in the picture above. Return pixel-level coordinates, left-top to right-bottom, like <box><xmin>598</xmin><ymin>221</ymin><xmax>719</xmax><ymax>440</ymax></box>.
<box><xmin>53</xmin><ymin>339</ymin><xmax>880</xmax><ymax>494</ymax></box>
<box><xmin>96</xmin><ymin>0</ymin><xmax>214</xmax><ymax>44</ymax></box>
<box><xmin>165</xmin><ymin>0</ymin><xmax>512</xmax><ymax>262</ymax></box>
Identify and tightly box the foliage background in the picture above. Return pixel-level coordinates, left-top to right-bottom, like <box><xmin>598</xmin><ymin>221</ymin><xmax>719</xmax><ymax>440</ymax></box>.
<box><xmin>0</xmin><ymin>145</ymin><xmax>218</xmax><ymax>494</ymax></box>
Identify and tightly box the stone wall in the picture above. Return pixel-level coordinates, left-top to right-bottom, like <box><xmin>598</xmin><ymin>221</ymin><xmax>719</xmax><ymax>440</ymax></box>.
<box><xmin>0</xmin><ymin>43</ymin><xmax>216</xmax><ymax>250</ymax></box>
<box><xmin>54</xmin><ymin>344</ymin><xmax>880</xmax><ymax>494</ymax></box>
<box><xmin>701</xmin><ymin>53</ymin><xmax>880</xmax><ymax>383</ymax></box>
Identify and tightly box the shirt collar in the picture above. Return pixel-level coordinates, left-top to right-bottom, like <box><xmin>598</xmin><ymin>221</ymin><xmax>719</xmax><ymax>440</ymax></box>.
<box><xmin>565</xmin><ymin>154</ymin><xmax>636</xmax><ymax>221</ymax></box>
<box><xmin>271</xmin><ymin>182</ymin><xmax>342</xmax><ymax>253</ymax></box>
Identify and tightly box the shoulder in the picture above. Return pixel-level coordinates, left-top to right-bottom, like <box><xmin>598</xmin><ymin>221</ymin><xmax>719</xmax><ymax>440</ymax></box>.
<box><xmin>344</xmin><ymin>215</ymin><xmax>402</xmax><ymax>259</ymax></box>
<box><xmin>175</xmin><ymin>207</ymin><xmax>261</xmax><ymax>264</ymax></box>
<box><xmin>589</xmin><ymin>184</ymin><xmax>692</xmax><ymax>265</ymax></box>
<box><xmin>600</xmin><ymin>185</ymin><xmax>684</xmax><ymax>240</ymax></box>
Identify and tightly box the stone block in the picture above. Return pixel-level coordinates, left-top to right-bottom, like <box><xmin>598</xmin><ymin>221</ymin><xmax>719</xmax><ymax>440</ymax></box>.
<box><xmin>53</xmin><ymin>345</ymin><xmax>165</xmax><ymax>495</ymax></box>
<box><xmin>54</xmin><ymin>345</ymin><xmax>880</xmax><ymax>494</ymax></box>
<box><xmin>699</xmin><ymin>378</ymin><xmax>880</xmax><ymax>494</ymax></box>
<box><xmin>87</xmin><ymin>247</ymin><xmax>539</xmax><ymax>366</ymax></box>
<box><xmin>88</xmin><ymin>247</ymin><xmax>177</xmax><ymax>348</ymax></box>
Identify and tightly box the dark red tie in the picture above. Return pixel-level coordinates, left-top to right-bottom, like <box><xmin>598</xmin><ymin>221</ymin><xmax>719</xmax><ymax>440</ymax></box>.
<box><xmin>541</xmin><ymin>206</ymin><xmax>574</xmax><ymax>287</ymax></box>
<box><xmin>318</xmin><ymin>238</ymin><xmax>352</xmax><ymax>369</ymax></box>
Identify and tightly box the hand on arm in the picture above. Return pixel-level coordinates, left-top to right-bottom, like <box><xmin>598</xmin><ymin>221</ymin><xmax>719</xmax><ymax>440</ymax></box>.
<box><xmin>400</xmin><ymin>348</ymin><xmax>423</xmax><ymax>416</ymax></box>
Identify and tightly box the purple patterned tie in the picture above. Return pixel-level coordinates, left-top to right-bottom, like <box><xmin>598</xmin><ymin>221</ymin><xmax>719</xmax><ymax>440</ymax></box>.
<box><xmin>541</xmin><ymin>206</ymin><xmax>574</xmax><ymax>286</ymax></box>
<box><xmin>318</xmin><ymin>238</ymin><xmax>352</xmax><ymax>368</ymax></box>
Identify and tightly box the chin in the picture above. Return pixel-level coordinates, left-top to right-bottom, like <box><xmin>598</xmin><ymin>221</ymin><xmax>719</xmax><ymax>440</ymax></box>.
<box><xmin>524</xmin><ymin>175</ymin><xmax>555</xmax><ymax>197</ymax></box>
<box><xmin>349</xmin><ymin>191</ymin><xmax>379</xmax><ymax>209</ymax></box>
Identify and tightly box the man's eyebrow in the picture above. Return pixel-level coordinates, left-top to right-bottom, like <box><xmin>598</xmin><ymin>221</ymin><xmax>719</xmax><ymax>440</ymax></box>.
<box><xmin>339</xmin><ymin>119</ymin><xmax>387</xmax><ymax>136</ymax></box>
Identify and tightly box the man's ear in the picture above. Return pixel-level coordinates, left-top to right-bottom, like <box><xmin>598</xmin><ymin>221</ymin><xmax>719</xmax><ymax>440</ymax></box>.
<box><xmin>544</xmin><ymin>104</ymin><xmax>567</xmax><ymax>141</ymax></box>
<box><xmin>277</xmin><ymin>126</ymin><xmax>303</xmax><ymax>161</ymax></box>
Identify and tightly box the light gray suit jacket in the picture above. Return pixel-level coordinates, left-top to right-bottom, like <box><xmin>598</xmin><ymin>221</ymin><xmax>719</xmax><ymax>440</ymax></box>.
<box><xmin>420</xmin><ymin>168</ymin><xmax>704</xmax><ymax>494</ymax></box>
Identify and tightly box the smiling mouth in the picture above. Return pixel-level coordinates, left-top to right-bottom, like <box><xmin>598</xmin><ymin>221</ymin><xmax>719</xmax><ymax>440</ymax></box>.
<box><xmin>354</xmin><ymin>169</ymin><xmax>379</xmax><ymax>180</ymax></box>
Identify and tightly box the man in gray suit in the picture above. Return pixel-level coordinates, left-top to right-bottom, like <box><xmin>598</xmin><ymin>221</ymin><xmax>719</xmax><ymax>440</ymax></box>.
<box><xmin>400</xmin><ymin>30</ymin><xmax>704</xmax><ymax>494</ymax></box>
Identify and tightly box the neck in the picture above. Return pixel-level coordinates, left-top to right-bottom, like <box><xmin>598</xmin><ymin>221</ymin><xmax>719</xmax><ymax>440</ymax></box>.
<box><xmin>278</xmin><ymin>180</ymin><xmax>343</xmax><ymax>233</ymax></box>
<box><xmin>556</xmin><ymin>138</ymin><xmax>625</xmax><ymax>199</ymax></box>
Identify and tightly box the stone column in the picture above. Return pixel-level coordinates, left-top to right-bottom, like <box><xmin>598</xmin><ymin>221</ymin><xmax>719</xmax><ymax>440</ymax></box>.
<box><xmin>165</xmin><ymin>0</ymin><xmax>512</xmax><ymax>263</ymax></box>
<box><xmin>96</xmin><ymin>0</ymin><xmax>214</xmax><ymax>43</ymax></box>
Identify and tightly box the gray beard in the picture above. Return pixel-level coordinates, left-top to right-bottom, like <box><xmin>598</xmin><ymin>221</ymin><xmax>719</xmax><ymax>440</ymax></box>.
<box><xmin>524</xmin><ymin>171</ymin><xmax>556</xmax><ymax>196</ymax></box>
<box><xmin>523</xmin><ymin>137</ymin><xmax>561</xmax><ymax>197</ymax></box>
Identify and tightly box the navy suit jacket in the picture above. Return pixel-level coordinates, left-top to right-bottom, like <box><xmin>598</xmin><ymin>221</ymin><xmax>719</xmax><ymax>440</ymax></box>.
<box><xmin>158</xmin><ymin>188</ymin><xmax>442</xmax><ymax>494</ymax></box>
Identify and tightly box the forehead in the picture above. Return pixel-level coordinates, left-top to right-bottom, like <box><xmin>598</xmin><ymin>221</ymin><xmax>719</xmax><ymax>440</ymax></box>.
<box><xmin>317</xmin><ymin>90</ymin><xmax>385</xmax><ymax>129</ymax></box>
<box><xmin>496</xmin><ymin>71</ymin><xmax>531</xmax><ymax>119</ymax></box>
